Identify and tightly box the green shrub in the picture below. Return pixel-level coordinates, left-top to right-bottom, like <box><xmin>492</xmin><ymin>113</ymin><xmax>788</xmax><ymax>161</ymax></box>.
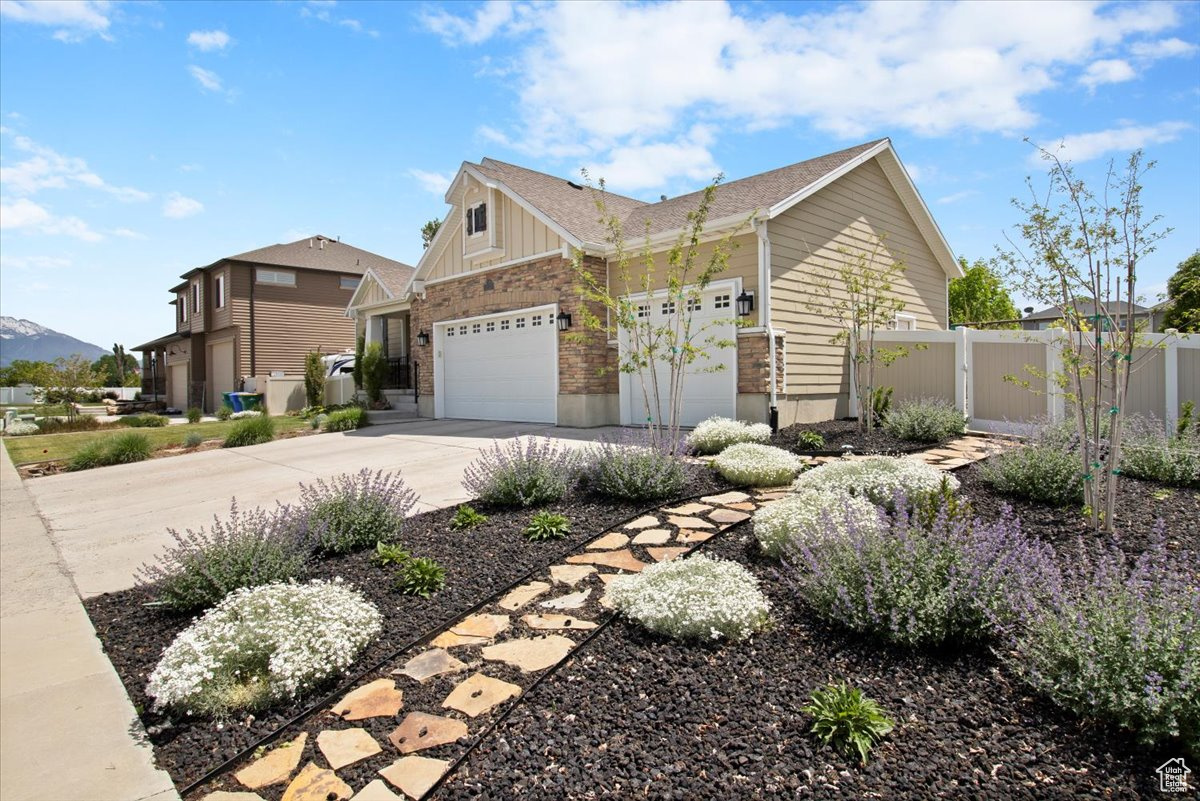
<box><xmin>66</xmin><ymin>441</ymin><xmax>108</xmax><ymax>471</ymax></box>
<box><xmin>296</xmin><ymin>469</ymin><xmax>418</xmax><ymax>554</ymax></box>
<box><xmin>524</xmin><ymin>511</ymin><xmax>571</xmax><ymax>541</ymax></box>
<box><xmin>216</xmin><ymin>404</ymin><xmax>233</xmax><ymax>421</ymax></box>
<box><xmin>36</xmin><ymin>416</ymin><xmax>101</xmax><ymax>434</ymax></box>
<box><xmin>1119</xmin><ymin>416</ymin><xmax>1200</xmax><ymax>488</ymax></box>
<box><xmin>978</xmin><ymin>443</ymin><xmax>1083</xmax><ymax>505</ymax></box>
<box><xmin>126</xmin><ymin>413</ymin><xmax>168</xmax><ymax>428</ymax></box>
<box><xmin>462</xmin><ymin>437</ymin><xmax>578</xmax><ymax>507</ymax></box>
<box><xmin>581</xmin><ymin>437</ymin><xmax>687</xmax><ymax>501</ymax></box>
<box><xmin>372</xmin><ymin>541</ymin><xmax>411</xmax><ymax>567</ymax></box>
<box><xmin>222</xmin><ymin>416</ymin><xmax>276</xmax><ymax>448</ymax></box>
<box><xmin>323</xmin><ymin>407</ymin><xmax>367</xmax><ymax>432</ymax></box>
<box><xmin>1178</xmin><ymin>400</ymin><xmax>1195</xmax><ymax>437</ymax></box>
<box><xmin>184</xmin><ymin>432</ymin><xmax>204</xmax><ymax>448</ymax></box>
<box><xmin>186</xmin><ymin>407</ymin><xmax>203</xmax><ymax>424</ymax></box>
<box><xmin>803</xmin><ymin>683</ymin><xmax>894</xmax><ymax>765</ymax></box>
<box><xmin>870</xmin><ymin>386</ymin><xmax>893</xmax><ymax>423</ymax></box>
<box><xmin>795</xmin><ymin>430</ymin><xmax>826</xmax><ymax>450</ymax></box>
<box><xmin>449</xmin><ymin>505</ymin><xmax>488</xmax><ymax>531</ymax></box>
<box><xmin>397</xmin><ymin>557</ymin><xmax>446</xmax><ymax>598</ymax></box>
<box><xmin>105</xmin><ymin>432</ymin><xmax>152</xmax><ymax>464</ymax></box>
<box><xmin>883</xmin><ymin>397</ymin><xmax>966</xmax><ymax>443</ymax></box>
<box><xmin>304</xmin><ymin>351</ymin><xmax>326</xmax><ymax>409</ymax></box>
<box><xmin>362</xmin><ymin>341</ymin><xmax>386</xmax><ymax>405</ymax></box>
<box><xmin>712</xmin><ymin>443</ymin><xmax>805</xmax><ymax>487</ymax></box>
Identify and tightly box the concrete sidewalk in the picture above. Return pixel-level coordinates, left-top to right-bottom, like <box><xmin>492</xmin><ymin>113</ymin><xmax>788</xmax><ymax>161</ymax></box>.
<box><xmin>0</xmin><ymin>444</ymin><xmax>179</xmax><ymax>801</ymax></box>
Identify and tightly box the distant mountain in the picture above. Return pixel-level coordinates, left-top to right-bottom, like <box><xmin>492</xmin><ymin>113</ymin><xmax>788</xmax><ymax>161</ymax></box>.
<box><xmin>0</xmin><ymin>316</ymin><xmax>109</xmax><ymax>367</ymax></box>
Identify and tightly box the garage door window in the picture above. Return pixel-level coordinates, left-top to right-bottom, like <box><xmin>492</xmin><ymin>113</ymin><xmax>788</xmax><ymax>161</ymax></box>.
<box><xmin>500</xmin><ymin>319</ymin><xmax>510</xmax><ymax>330</ymax></box>
<box><xmin>714</xmin><ymin>294</ymin><xmax>730</xmax><ymax>309</ymax></box>
<box><xmin>515</xmin><ymin>317</ymin><xmax>525</xmax><ymax>328</ymax></box>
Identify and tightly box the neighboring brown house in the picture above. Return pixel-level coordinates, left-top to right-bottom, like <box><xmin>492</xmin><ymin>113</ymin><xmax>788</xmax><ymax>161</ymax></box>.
<box><xmin>347</xmin><ymin>138</ymin><xmax>962</xmax><ymax>427</ymax></box>
<box><xmin>1020</xmin><ymin>301</ymin><xmax>1156</xmax><ymax>332</ymax></box>
<box><xmin>135</xmin><ymin>236</ymin><xmax>413</xmax><ymax>411</ymax></box>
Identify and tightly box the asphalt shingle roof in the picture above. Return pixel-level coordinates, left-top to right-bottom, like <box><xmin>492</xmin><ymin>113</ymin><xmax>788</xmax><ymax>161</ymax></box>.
<box><xmin>1024</xmin><ymin>301</ymin><xmax>1150</xmax><ymax>321</ymax></box>
<box><xmin>227</xmin><ymin>235</ymin><xmax>411</xmax><ymax>276</ymax></box>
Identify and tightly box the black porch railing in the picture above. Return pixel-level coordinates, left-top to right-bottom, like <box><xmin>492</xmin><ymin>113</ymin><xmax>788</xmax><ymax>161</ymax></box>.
<box><xmin>383</xmin><ymin>357</ymin><xmax>412</xmax><ymax>390</ymax></box>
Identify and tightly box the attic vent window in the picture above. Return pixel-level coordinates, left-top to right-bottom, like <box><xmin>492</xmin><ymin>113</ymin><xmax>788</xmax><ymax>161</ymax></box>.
<box><xmin>466</xmin><ymin>202</ymin><xmax>487</xmax><ymax>236</ymax></box>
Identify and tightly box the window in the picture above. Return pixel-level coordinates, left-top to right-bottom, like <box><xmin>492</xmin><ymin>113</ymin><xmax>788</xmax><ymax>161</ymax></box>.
<box><xmin>515</xmin><ymin>317</ymin><xmax>525</xmax><ymax>328</ymax></box>
<box><xmin>686</xmin><ymin>298</ymin><xmax>701</xmax><ymax>313</ymax></box>
<box><xmin>179</xmin><ymin>294</ymin><xmax>187</xmax><ymax>323</ymax></box>
<box><xmin>714</xmin><ymin>294</ymin><xmax>731</xmax><ymax>309</ymax></box>
<box><xmin>191</xmin><ymin>281</ymin><xmax>201</xmax><ymax>315</ymax></box>
<box><xmin>636</xmin><ymin>304</ymin><xmax>650</xmax><ymax>319</ymax></box>
<box><xmin>893</xmin><ymin>313</ymin><xmax>918</xmax><ymax>331</ymax></box>
<box><xmin>472</xmin><ymin>323</ymin><xmax>481</xmax><ymax>334</ymax></box>
<box><xmin>486</xmin><ymin>321</ymin><xmax>495</xmax><ymax>333</ymax></box>
<box><xmin>661</xmin><ymin>301</ymin><xmax>676</xmax><ymax>315</ymax></box>
<box><xmin>466</xmin><ymin>202</ymin><xmax>488</xmax><ymax>236</ymax></box>
<box><xmin>256</xmin><ymin>268</ymin><xmax>296</xmax><ymax>286</ymax></box>
<box><xmin>446</xmin><ymin>327</ymin><xmax>455</xmax><ymax>337</ymax></box>
<box><xmin>532</xmin><ymin>314</ymin><xmax>542</xmax><ymax>326</ymax></box>
<box><xmin>214</xmin><ymin>273</ymin><xmax>226</xmax><ymax>309</ymax></box>
<box><xmin>339</xmin><ymin>276</ymin><xmax>360</xmax><ymax>291</ymax></box>
<box><xmin>459</xmin><ymin>325</ymin><xmax>468</xmax><ymax>336</ymax></box>
<box><xmin>500</xmin><ymin>319</ymin><xmax>510</xmax><ymax>331</ymax></box>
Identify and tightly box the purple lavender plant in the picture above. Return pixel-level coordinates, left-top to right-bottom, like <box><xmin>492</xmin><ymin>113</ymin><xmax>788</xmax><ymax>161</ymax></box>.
<box><xmin>581</xmin><ymin>429</ymin><xmax>689</xmax><ymax>501</ymax></box>
<box><xmin>296</xmin><ymin>468</ymin><xmax>419</xmax><ymax>554</ymax></box>
<box><xmin>461</xmin><ymin>436</ymin><xmax>580</xmax><ymax>507</ymax></box>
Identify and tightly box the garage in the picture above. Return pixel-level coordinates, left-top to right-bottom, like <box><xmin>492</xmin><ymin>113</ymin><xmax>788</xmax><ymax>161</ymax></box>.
<box><xmin>168</xmin><ymin>363</ymin><xmax>188</xmax><ymax>409</ymax></box>
<box><xmin>435</xmin><ymin>305</ymin><xmax>558</xmax><ymax>423</ymax></box>
<box><xmin>620</xmin><ymin>285</ymin><xmax>737</xmax><ymax>427</ymax></box>
<box><xmin>208</xmin><ymin>340</ymin><xmax>236</xmax><ymax>412</ymax></box>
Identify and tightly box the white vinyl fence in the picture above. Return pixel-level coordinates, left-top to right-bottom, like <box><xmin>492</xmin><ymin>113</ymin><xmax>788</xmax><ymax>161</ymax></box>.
<box><xmin>864</xmin><ymin>329</ymin><xmax>1199</xmax><ymax>434</ymax></box>
<box><xmin>0</xmin><ymin>385</ymin><xmax>140</xmax><ymax>405</ymax></box>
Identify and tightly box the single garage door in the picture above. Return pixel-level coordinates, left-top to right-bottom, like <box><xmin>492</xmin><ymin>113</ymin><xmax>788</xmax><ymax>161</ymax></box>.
<box><xmin>209</xmin><ymin>340</ymin><xmax>236</xmax><ymax>411</ymax></box>
<box><xmin>168</xmin><ymin>363</ymin><xmax>188</xmax><ymax>409</ymax></box>
<box><xmin>437</xmin><ymin>306</ymin><xmax>557</xmax><ymax>423</ymax></box>
<box><xmin>621</xmin><ymin>287</ymin><xmax>737</xmax><ymax>427</ymax></box>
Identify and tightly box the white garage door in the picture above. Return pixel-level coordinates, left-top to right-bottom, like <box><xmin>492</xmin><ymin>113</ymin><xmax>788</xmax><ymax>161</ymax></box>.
<box><xmin>437</xmin><ymin>306</ymin><xmax>557</xmax><ymax>423</ymax></box>
<box><xmin>620</xmin><ymin>287</ymin><xmax>737</xmax><ymax>427</ymax></box>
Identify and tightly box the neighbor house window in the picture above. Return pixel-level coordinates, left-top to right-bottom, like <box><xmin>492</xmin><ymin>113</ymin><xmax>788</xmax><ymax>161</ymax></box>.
<box><xmin>466</xmin><ymin>202</ymin><xmax>487</xmax><ymax>236</ymax></box>
<box><xmin>893</xmin><ymin>313</ymin><xmax>918</xmax><ymax>331</ymax></box>
<box><xmin>339</xmin><ymin>276</ymin><xmax>360</xmax><ymax>290</ymax></box>
<box><xmin>179</xmin><ymin>295</ymin><xmax>187</xmax><ymax>323</ymax></box>
<box><xmin>214</xmin><ymin>272</ymin><xmax>226</xmax><ymax>309</ymax></box>
<box><xmin>256</xmin><ymin>268</ymin><xmax>296</xmax><ymax>286</ymax></box>
<box><xmin>191</xmin><ymin>281</ymin><xmax>201</xmax><ymax>315</ymax></box>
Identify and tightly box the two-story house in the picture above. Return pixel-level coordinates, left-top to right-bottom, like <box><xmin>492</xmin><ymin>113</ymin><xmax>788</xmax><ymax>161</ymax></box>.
<box><xmin>135</xmin><ymin>236</ymin><xmax>413</xmax><ymax>411</ymax></box>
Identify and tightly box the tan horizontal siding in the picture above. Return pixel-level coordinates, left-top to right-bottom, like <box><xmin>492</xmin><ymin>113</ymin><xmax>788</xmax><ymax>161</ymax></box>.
<box><xmin>606</xmin><ymin>232</ymin><xmax>758</xmax><ymax>297</ymax></box>
<box><xmin>769</xmin><ymin>156</ymin><xmax>949</xmax><ymax>396</ymax></box>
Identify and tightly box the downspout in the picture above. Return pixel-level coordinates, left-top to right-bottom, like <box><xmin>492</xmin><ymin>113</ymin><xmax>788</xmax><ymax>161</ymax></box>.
<box><xmin>756</xmin><ymin>220</ymin><xmax>779</xmax><ymax>430</ymax></box>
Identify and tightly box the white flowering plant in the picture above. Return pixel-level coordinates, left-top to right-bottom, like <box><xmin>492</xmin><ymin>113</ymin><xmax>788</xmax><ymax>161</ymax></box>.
<box><xmin>609</xmin><ymin>554</ymin><xmax>771</xmax><ymax>642</ymax></box>
<box><xmin>713</xmin><ymin>442</ymin><xmax>806</xmax><ymax>487</ymax></box>
<box><xmin>792</xmin><ymin>456</ymin><xmax>957</xmax><ymax>509</ymax></box>
<box><xmin>753</xmin><ymin>489</ymin><xmax>884</xmax><ymax>558</ymax></box>
<box><xmin>230</xmin><ymin>410</ymin><xmax>263</xmax><ymax>419</ymax></box>
<box><xmin>3</xmin><ymin>421</ymin><xmax>39</xmax><ymax>436</ymax></box>
<box><xmin>687</xmin><ymin>416</ymin><xmax>773</xmax><ymax>455</ymax></box>
<box><xmin>146</xmin><ymin>579</ymin><xmax>381</xmax><ymax>717</ymax></box>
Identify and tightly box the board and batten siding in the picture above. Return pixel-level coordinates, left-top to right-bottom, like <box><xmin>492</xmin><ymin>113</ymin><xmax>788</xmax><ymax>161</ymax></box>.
<box><xmin>427</xmin><ymin>192</ymin><xmax>565</xmax><ymax>281</ymax></box>
<box><xmin>768</xmin><ymin>157</ymin><xmax>949</xmax><ymax>399</ymax></box>
<box><xmin>357</xmin><ymin>274</ymin><xmax>391</xmax><ymax>306</ymax></box>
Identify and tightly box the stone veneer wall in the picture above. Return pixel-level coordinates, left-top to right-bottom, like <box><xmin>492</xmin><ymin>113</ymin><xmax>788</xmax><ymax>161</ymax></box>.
<box><xmin>736</xmin><ymin>332</ymin><xmax>785</xmax><ymax>395</ymax></box>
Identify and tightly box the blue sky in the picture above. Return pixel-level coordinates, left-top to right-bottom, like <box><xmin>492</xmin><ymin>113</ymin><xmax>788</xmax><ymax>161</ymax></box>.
<box><xmin>1</xmin><ymin>0</ymin><xmax>1198</xmax><ymax>350</ymax></box>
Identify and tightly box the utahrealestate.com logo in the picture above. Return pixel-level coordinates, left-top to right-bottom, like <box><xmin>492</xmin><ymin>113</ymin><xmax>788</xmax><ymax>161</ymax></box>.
<box><xmin>1156</xmin><ymin>758</ymin><xmax>1191</xmax><ymax>793</ymax></box>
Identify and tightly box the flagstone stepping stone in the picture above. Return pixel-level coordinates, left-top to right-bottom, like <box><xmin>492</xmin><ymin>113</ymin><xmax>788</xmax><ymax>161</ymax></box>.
<box><xmin>388</xmin><ymin>712</ymin><xmax>468</xmax><ymax>754</ymax></box>
<box><xmin>566</xmin><ymin>550</ymin><xmax>647</xmax><ymax>572</ymax></box>
<box><xmin>676</xmin><ymin>529</ymin><xmax>715</xmax><ymax>544</ymax></box>
<box><xmin>317</xmin><ymin>728</ymin><xmax>383</xmax><ymax>770</ymax></box>
<box><xmin>497</xmin><ymin>581</ymin><xmax>551</xmax><ymax>611</ymax></box>
<box><xmin>726</xmin><ymin>502</ymin><xmax>757</xmax><ymax>511</ymax></box>
<box><xmin>379</xmin><ymin>756</ymin><xmax>449</xmax><ymax>801</ymax></box>
<box><xmin>523</xmin><ymin>613</ymin><xmax>597</xmax><ymax>631</ymax></box>
<box><xmin>708</xmin><ymin>508</ymin><xmax>750</xmax><ymax>525</ymax></box>
<box><xmin>667</xmin><ymin>515</ymin><xmax>715</xmax><ymax>529</ymax></box>
<box><xmin>431</xmin><ymin>614</ymin><xmax>509</xmax><ymax>648</ymax></box>
<box><xmin>663</xmin><ymin>502</ymin><xmax>712</xmax><ymax>515</ymax></box>
<box><xmin>350</xmin><ymin>779</ymin><xmax>402</xmax><ymax>800</ymax></box>
<box><xmin>393</xmin><ymin>649</ymin><xmax>468</xmax><ymax>684</ymax></box>
<box><xmin>442</xmin><ymin>671</ymin><xmax>521</xmax><ymax>717</ymax></box>
<box><xmin>597</xmin><ymin>573</ymin><xmax>620</xmax><ymax>585</ymax></box>
<box><xmin>631</xmin><ymin>528</ymin><xmax>671</xmax><ymax>545</ymax></box>
<box><xmin>280</xmin><ymin>763</ymin><xmax>351</xmax><ymax>801</ymax></box>
<box><xmin>235</xmin><ymin>732</ymin><xmax>307</xmax><ymax>789</ymax></box>
<box><xmin>549</xmin><ymin>564</ymin><xmax>596</xmax><ymax>586</ymax></box>
<box><xmin>587</xmin><ymin>532</ymin><xmax>630</xmax><ymax>550</ymax></box>
<box><xmin>624</xmin><ymin>515</ymin><xmax>661</xmax><ymax>529</ymax></box>
<box><xmin>201</xmin><ymin>793</ymin><xmax>265</xmax><ymax>801</ymax></box>
<box><xmin>332</xmin><ymin>678</ymin><xmax>404</xmax><ymax>721</ymax></box>
<box><xmin>540</xmin><ymin>588</ymin><xmax>591</xmax><ymax>609</ymax></box>
<box><xmin>647</xmin><ymin>546</ymin><xmax>689</xmax><ymax>562</ymax></box>
<box><xmin>756</xmin><ymin>490</ymin><xmax>790</xmax><ymax>500</ymax></box>
<box><xmin>481</xmin><ymin>635</ymin><xmax>575</xmax><ymax>672</ymax></box>
<box><xmin>701</xmin><ymin>490</ymin><xmax>751</xmax><ymax>504</ymax></box>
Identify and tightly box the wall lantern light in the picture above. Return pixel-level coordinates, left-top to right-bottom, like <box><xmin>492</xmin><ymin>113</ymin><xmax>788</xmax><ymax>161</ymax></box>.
<box><xmin>556</xmin><ymin>311</ymin><xmax>572</xmax><ymax>331</ymax></box>
<box><xmin>736</xmin><ymin>290</ymin><xmax>755</xmax><ymax>317</ymax></box>
<box><xmin>416</xmin><ymin>330</ymin><xmax>430</xmax><ymax>346</ymax></box>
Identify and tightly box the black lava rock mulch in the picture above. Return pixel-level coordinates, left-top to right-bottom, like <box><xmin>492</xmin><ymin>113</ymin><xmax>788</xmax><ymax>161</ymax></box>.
<box><xmin>438</xmin><ymin>477</ymin><xmax>1197</xmax><ymax>800</ymax></box>
<box><xmin>774</xmin><ymin>419</ymin><xmax>936</xmax><ymax>456</ymax></box>
<box><xmin>84</xmin><ymin>468</ymin><xmax>729</xmax><ymax>790</ymax></box>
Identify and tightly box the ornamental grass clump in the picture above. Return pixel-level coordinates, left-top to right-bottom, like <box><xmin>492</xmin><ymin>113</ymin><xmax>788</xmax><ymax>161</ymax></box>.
<box><xmin>462</xmin><ymin>437</ymin><xmax>579</xmax><ymax>507</ymax></box>
<box><xmin>995</xmin><ymin>529</ymin><xmax>1200</xmax><ymax>748</ymax></box>
<box><xmin>978</xmin><ymin>442</ymin><xmax>1082</xmax><ymax>506</ymax></box>
<box><xmin>752</xmin><ymin>489</ymin><xmax>883</xmax><ymax>558</ymax></box>
<box><xmin>686</xmin><ymin>416</ymin><xmax>772</xmax><ymax>455</ymax></box>
<box><xmin>609</xmin><ymin>554</ymin><xmax>771</xmax><ymax>642</ymax></box>
<box><xmin>792</xmin><ymin>456</ymin><xmax>956</xmax><ymax>510</ymax></box>
<box><xmin>713</xmin><ymin>442</ymin><xmax>806</xmax><ymax>487</ymax></box>
<box><xmin>782</xmin><ymin>493</ymin><xmax>1056</xmax><ymax>647</ymax></box>
<box><xmin>104</xmin><ymin>431</ymin><xmax>153</xmax><ymax>464</ymax></box>
<box><xmin>223</xmin><ymin>416</ymin><xmax>276</xmax><ymax>448</ymax></box>
<box><xmin>1119</xmin><ymin>415</ymin><xmax>1200</xmax><ymax>488</ymax></box>
<box><xmin>581</xmin><ymin>433</ymin><xmax>687</xmax><ymax>501</ymax></box>
<box><xmin>882</xmin><ymin>397</ymin><xmax>966</xmax><ymax>443</ymax></box>
<box><xmin>136</xmin><ymin>501</ymin><xmax>313</xmax><ymax>612</ymax></box>
<box><xmin>146</xmin><ymin>579</ymin><xmax>381</xmax><ymax>717</ymax></box>
<box><xmin>297</xmin><ymin>469</ymin><xmax>418</xmax><ymax>554</ymax></box>
<box><xmin>126</xmin><ymin>413</ymin><xmax>169</xmax><ymax>428</ymax></box>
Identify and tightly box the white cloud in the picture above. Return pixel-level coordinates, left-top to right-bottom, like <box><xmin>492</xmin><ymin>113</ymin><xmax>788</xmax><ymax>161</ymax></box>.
<box><xmin>422</xmin><ymin>0</ymin><xmax>1187</xmax><ymax>192</ymax></box>
<box><xmin>162</xmin><ymin>192</ymin><xmax>203</xmax><ymax>219</ymax></box>
<box><xmin>299</xmin><ymin>0</ymin><xmax>379</xmax><ymax>37</ymax></box>
<box><xmin>0</xmin><ymin>0</ymin><xmax>113</xmax><ymax>42</ymax></box>
<box><xmin>936</xmin><ymin>189</ymin><xmax>980</xmax><ymax>205</ymax></box>
<box><xmin>1080</xmin><ymin>59</ymin><xmax>1136</xmax><ymax>90</ymax></box>
<box><xmin>187</xmin><ymin>65</ymin><xmax>225</xmax><ymax>93</ymax></box>
<box><xmin>187</xmin><ymin>30</ymin><xmax>232</xmax><ymax>51</ymax></box>
<box><xmin>0</xmin><ymin>254</ymin><xmax>71</xmax><ymax>271</ymax></box>
<box><xmin>0</xmin><ymin>198</ymin><xmax>103</xmax><ymax>241</ymax></box>
<box><xmin>583</xmin><ymin>127</ymin><xmax>720</xmax><ymax>192</ymax></box>
<box><xmin>0</xmin><ymin>128</ymin><xmax>150</xmax><ymax>201</ymax></box>
<box><xmin>1032</xmin><ymin>121</ymin><xmax>1192</xmax><ymax>165</ymax></box>
<box><xmin>409</xmin><ymin>168</ymin><xmax>453</xmax><ymax>195</ymax></box>
<box><xmin>1130</xmin><ymin>37</ymin><xmax>1198</xmax><ymax>60</ymax></box>
<box><xmin>112</xmin><ymin>227</ymin><xmax>146</xmax><ymax>239</ymax></box>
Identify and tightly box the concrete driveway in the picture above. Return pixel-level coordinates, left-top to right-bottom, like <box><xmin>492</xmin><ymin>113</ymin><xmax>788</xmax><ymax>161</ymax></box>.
<box><xmin>24</xmin><ymin>418</ymin><xmax>619</xmax><ymax>598</ymax></box>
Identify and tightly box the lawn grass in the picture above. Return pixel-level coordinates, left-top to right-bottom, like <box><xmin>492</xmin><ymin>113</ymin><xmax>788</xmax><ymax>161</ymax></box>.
<box><xmin>3</xmin><ymin>416</ymin><xmax>312</xmax><ymax>465</ymax></box>
<box><xmin>1</xmin><ymin>403</ymin><xmax>73</xmax><ymax>416</ymax></box>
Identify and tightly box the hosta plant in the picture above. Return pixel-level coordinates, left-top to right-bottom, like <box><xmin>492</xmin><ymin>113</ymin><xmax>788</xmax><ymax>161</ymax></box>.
<box><xmin>795</xmin><ymin>430</ymin><xmax>826</xmax><ymax>450</ymax></box>
<box><xmin>792</xmin><ymin>456</ymin><xmax>957</xmax><ymax>510</ymax></box>
<box><xmin>609</xmin><ymin>554</ymin><xmax>771</xmax><ymax>642</ymax></box>
<box><xmin>803</xmin><ymin>682</ymin><xmax>894</xmax><ymax>765</ymax></box>
<box><xmin>372</xmin><ymin>541</ymin><xmax>411</xmax><ymax>567</ymax></box>
<box><xmin>296</xmin><ymin>469</ymin><xmax>418</xmax><ymax>554</ymax></box>
<box><xmin>713</xmin><ymin>443</ymin><xmax>806</xmax><ymax>487</ymax></box>
<box><xmin>146</xmin><ymin>579</ymin><xmax>381</xmax><ymax>717</ymax></box>
<box><xmin>449</xmin><ymin>504</ymin><xmax>488</xmax><ymax>531</ymax></box>
<box><xmin>524</xmin><ymin>511</ymin><xmax>571</xmax><ymax>541</ymax></box>
<box><xmin>398</xmin><ymin>557</ymin><xmax>446</xmax><ymax>598</ymax></box>
<box><xmin>752</xmin><ymin>489</ymin><xmax>883</xmax><ymax>558</ymax></box>
<box><xmin>462</xmin><ymin>437</ymin><xmax>579</xmax><ymax>507</ymax></box>
<box><xmin>686</xmin><ymin>416</ymin><xmax>772</xmax><ymax>455</ymax></box>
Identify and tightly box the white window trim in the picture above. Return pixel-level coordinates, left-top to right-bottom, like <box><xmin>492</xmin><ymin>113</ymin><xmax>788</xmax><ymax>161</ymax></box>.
<box><xmin>893</xmin><ymin>312</ymin><xmax>918</xmax><ymax>331</ymax></box>
<box><xmin>180</xmin><ymin>294</ymin><xmax>188</xmax><ymax>323</ymax></box>
<box><xmin>214</xmin><ymin>272</ymin><xmax>226</xmax><ymax>309</ymax></box>
<box><xmin>191</xmin><ymin>281</ymin><xmax>201</xmax><ymax>315</ymax></box>
<box><xmin>465</xmin><ymin>201</ymin><xmax>487</xmax><ymax>239</ymax></box>
<box><xmin>256</xmin><ymin>268</ymin><xmax>296</xmax><ymax>286</ymax></box>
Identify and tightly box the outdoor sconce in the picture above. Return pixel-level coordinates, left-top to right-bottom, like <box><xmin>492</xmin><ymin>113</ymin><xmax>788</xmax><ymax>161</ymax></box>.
<box><xmin>556</xmin><ymin>311</ymin><xmax>572</xmax><ymax>331</ymax></box>
<box><xmin>416</xmin><ymin>330</ymin><xmax>430</xmax><ymax>346</ymax></box>
<box><xmin>736</xmin><ymin>290</ymin><xmax>755</xmax><ymax>317</ymax></box>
